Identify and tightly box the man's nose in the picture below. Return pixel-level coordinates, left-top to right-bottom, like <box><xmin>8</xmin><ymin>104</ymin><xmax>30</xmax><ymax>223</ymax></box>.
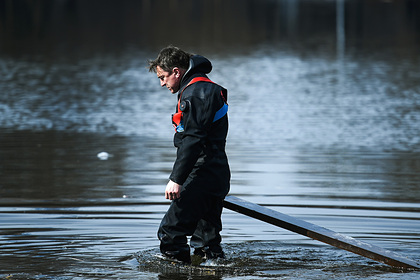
<box><xmin>160</xmin><ymin>80</ymin><xmax>165</xmax><ymax>87</ymax></box>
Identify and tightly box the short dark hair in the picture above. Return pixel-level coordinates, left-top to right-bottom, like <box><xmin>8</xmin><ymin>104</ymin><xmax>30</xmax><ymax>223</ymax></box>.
<box><xmin>148</xmin><ymin>45</ymin><xmax>192</xmax><ymax>73</ymax></box>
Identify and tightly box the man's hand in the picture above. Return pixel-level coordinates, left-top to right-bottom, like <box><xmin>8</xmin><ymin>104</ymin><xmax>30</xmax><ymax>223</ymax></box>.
<box><xmin>165</xmin><ymin>180</ymin><xmax>181</xmax><ymax>200</ymax></box>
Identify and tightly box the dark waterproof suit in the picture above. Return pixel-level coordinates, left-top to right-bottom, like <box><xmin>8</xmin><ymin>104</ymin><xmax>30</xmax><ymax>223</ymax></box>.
<box><xmin>158</xmin><ymin>55</ymin><xmax>230</xmax><ymax>256</ymax></box>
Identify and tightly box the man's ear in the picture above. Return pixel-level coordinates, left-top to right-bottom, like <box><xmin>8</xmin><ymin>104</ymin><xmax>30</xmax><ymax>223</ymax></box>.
<box><xmin>173</xmin><ymin>67</ymin><xmax>181</xmax><ymax>78</ymax></box>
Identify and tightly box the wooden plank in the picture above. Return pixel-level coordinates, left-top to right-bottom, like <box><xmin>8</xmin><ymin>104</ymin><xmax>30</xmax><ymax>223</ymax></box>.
<box><xmin>223</xmin><ymin>195</ymin><xmax>420</xmax><ymax>269</ymax></box>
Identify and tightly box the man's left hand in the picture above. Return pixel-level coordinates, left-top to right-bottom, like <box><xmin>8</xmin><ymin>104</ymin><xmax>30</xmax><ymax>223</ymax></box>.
<box><xmin>165</xmin><ymin>180</ymin><xmax>181</xmax><ymax>200</ymax></box>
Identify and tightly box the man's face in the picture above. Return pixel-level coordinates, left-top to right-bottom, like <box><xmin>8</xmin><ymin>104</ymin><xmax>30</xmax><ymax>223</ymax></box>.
<box><xmin>156</xmin><ymin>66</ymin><xmax>181</xmax><ymax>93</ymax></box>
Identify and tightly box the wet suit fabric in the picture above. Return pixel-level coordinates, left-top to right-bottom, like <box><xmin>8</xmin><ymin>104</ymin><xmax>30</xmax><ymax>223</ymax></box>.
<box><xmin>158</xmin><ymin>55</ymin><xmax>230</xmax><ymax>256</ymax></box>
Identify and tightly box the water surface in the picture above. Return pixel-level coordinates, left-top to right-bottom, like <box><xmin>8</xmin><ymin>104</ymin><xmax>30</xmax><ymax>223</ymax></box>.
<box><xmin>1</xmin><ymin>0</ymin><xmax>420</xmax><ymax>279</ymax></box>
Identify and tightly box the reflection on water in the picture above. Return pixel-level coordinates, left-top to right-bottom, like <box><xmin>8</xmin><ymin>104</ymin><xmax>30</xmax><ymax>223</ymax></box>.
<box><xmin>1</xmin><ymin>131</ymin><xmax>420</xmax><ymax>279</ymax></box>
<box><xmin>136</xmin><ymin>242</ymin><xmax>418</xmax><ymax>280</ymax></box>
<box><xmin>1</xmin><ymin>0</ymin><xmax>420</xmax><ymax>279</ymax></box>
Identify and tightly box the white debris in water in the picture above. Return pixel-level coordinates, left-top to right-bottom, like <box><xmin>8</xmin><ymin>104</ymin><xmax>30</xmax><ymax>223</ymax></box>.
<box><xmin>97</xmin><ymin>152</ymin><xmax>111</xmax><ymax>160</ymax></box>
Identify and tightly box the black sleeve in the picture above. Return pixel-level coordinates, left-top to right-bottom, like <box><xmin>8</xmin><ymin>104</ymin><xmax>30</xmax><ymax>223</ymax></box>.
<box><xmin>169</xmin><ymin>83</ymin><xmax>217</xmax><ymax>184</ymax></box>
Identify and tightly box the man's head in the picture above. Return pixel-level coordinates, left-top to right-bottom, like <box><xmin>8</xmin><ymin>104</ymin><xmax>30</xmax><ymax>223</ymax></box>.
<box><xmin>148</xmin><ymin>46</ymin><xmax>192</xmax><ymax>93</ymax></box>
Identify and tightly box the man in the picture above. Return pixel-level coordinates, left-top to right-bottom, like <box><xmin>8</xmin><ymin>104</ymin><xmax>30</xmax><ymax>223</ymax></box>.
<box><xmin>148</xmin><ymin>46</ymin><xmax>230</xmax><ymax>264</ymax></box>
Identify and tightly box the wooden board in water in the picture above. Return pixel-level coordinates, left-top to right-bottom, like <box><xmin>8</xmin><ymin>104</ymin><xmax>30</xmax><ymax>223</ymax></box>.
<box><xmin>223</xmin><ymin>195</ymin><xmax>420</xmax><ymax>269</ymax></box>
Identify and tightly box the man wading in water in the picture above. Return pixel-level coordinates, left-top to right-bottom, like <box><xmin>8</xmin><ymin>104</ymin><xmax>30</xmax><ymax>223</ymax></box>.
<box><xmin>148</xmin><ymin>46</ymin><xmax>230</xmax><ymax>264</ymax></box>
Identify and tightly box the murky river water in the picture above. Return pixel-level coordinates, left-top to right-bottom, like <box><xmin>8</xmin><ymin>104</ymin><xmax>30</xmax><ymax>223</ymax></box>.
<box><xmin>1</xmin><ymin>0</ymin><xmax>420</xmax><ymax>279</ymax></box>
